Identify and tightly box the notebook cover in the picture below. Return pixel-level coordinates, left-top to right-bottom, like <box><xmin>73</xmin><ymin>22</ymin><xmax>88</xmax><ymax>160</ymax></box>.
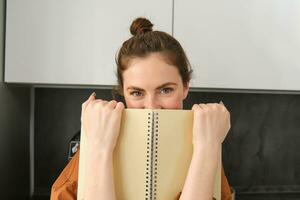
<box><xmin>78</xmin><ymin>109</ymin><xmax>221</xmax><ymax>200</ymax></box>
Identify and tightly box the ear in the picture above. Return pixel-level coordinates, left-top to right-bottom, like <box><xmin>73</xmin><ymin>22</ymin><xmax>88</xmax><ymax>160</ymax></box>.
<box><xmin>182</xmin><ymin>82</ymin><xmax>190</xmax><ymax>100</ymax></box>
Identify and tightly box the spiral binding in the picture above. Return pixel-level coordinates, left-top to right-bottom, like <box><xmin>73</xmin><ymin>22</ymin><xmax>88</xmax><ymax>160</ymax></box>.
<box><xmin>145</xmin><ymin>111</ymin><xmax>159</xmax><ymax>200</ymax></box>
<box><xmin>153</xmin><ymin>112</ymin><xmax>159</xmax><ymax>200</ymax></box>
<box><xmin>145</xmin><ymin>112</ymin><xmax>151</xmax><ymax>199</ymax></box>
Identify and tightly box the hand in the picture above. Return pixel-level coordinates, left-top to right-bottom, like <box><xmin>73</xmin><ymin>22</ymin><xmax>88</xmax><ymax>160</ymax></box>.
<box><xmin>81</xmin><ymin>92</ymin><xmax>125</xmax><ymax>154</ymax></box>
<box><xmin>192</xmin><ymin>102</ymin><xmax>231</xmax><ymax>149</ymax></box>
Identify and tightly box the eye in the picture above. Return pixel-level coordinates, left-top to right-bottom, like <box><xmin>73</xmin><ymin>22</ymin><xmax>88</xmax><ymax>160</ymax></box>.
<box><xmin>160</xmin><ymin>87</ymin><xmax>174</xmax><ymax>94</ymax></box>
<box><xmin>130</xmin><ymin>90</ymin><xmax>143</xmax><ymax>97</ymax></box>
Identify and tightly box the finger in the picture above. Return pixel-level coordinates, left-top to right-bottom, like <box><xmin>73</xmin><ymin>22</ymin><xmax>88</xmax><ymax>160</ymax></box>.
<box><xmin>192</xmin><ymin>104</ymin><xmax>200</xmax><ymax>111</ymax></box>
<box><xmin>192</xmin><ymin>104</ymin><xmax>205</xmax><ymax>117</ymax></box>
<box><xmin>82</xmin><ymin>92</ymin><xmax>96</xmax><ymax>111</ymax></box>
<box><xmin>198</xmin><ymin>103</ymin><xmax>207</xmax><ymax>110</ymax></box>
<box><xmin>107</xmin><ymin>100</ymin><xmax>118</xmax><ymax>109</ymax></box>
<box><xmin>206</xmin><ymin>103</ymin><xmax>218</xmax><ymax>106</ymax></box>
<box><xmin>81</xmin><ymin>92</ymin><xmax>96</xmax><ymax>123</ymax></box>
<box><xmin>219</xmin><ymin>100</ymin><xmax>229</xmax><ymax>111</ymax></box>
<box><xmin>115</xmin><ymin>102</ymin><xmax>125</xmax><ymax>113</ymax></box>
<box><xmin>93</xmin><ymin>99</ymin><xmax>103</xmax><ymax>103</ymax></box>
<box><xmin>206</xmin><ymin>103</ymin><xmax>220</xmax><ymax>110</ymax></box>
<box><xmin>91</xmin><ymin>99</ymin><xmax>108</xmax><ymax>108</ymax></box>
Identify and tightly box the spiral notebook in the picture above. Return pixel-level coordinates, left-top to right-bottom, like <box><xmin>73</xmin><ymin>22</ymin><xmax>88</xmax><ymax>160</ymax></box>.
<box><xmin>78</xmin><ymin>109</ymin><xmax>221</xmax><ymax>200</ymax></box>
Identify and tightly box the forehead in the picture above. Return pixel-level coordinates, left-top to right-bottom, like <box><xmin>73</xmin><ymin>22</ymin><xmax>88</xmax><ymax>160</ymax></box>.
<box><xmin>123</xmin><ymin>53</ymin><xmax>182</xmax><ymax>89</ymax></box>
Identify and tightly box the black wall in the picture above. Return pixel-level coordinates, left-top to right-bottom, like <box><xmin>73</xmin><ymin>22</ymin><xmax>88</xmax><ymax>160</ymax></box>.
<box><xmin>34</xmin><ymin>87</ymin><xmax>300</xmax><ymax>200</ymax></box>
<box><xmin>0</xmin><ymin>84</ymin><xmax>30</xmax><ymax>199</ymax></box>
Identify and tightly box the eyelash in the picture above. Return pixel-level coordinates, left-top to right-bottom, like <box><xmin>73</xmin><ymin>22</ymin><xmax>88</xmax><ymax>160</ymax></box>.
<box><xmin>130</xmin><ymin>91</ymin><xmax>143</xmax><ymax>97</ymax></box>
<box><xmin>160</xmin><ymin>87</ymin><xmax>174</xmax><ymax>94</ymax></box>
<box><xmin>129</xmin><ymin>87</ymin><xmax>174</xmax><ymax>97</ymax></box>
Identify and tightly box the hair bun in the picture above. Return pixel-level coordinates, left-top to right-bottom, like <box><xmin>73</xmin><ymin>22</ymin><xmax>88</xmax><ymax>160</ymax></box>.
<box><xmin>130</xmin><ymin>17</ymin><xmax>153</xmax><ymax>36</ymax></box>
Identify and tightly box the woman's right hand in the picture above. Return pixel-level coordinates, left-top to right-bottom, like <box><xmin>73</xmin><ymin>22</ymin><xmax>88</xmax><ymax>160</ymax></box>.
<box><xmin>81</xmin><ymin>92</ymin><xmax>125</xmax><ymax>155</ymax></box>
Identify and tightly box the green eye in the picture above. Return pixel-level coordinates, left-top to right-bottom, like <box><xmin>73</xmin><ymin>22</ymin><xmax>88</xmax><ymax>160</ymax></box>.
<box><xmin>160</xmin><ymin>87</ymin><xmax>173</xmax><ymax>94</ymax></box>
<box><xmin>130</xmin><ymin>91</ymin><xmax>143</xmax><ymax>97</ymax></box>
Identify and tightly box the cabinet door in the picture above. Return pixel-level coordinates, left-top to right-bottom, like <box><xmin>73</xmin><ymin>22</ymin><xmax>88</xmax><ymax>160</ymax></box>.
<box><xmin>174</xmin><ymin>0</ymin><xmax>300</xmax><ymax>91</ymax></box>
<box><xmin>5</xmin><ymin>0</ymin><xmax>172</xmax><ymax>85</ymax></box>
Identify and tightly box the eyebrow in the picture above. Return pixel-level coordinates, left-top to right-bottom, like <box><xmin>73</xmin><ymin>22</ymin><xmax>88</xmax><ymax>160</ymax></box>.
<box><xmin>126</xmin><ymin>82</ymin><xmax>178</xmax><ymax>91</ymax></box>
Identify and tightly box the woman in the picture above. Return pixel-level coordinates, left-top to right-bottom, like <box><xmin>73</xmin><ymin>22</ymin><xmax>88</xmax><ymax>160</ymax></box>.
<box><xmin>51</xmin><ymin>17</ymin><xmax>232</xmax><ymax>200</ymax></box>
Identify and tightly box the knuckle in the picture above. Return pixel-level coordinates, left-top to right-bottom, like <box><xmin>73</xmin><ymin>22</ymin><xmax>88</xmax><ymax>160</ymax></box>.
<box><xmin>104</xmin><ymin>103</ymin><xmax>114</xmax><ymax>112</ymax></box>
<box><xmin>192</xmin><ymin>104</ymin><xmax>199</xmax><ymax>110</ymax></box>
<box><xmin>202</xmin><ymin>107</ymin><xmax>210</xmax><ymax>113</ymax></box>
<box><xmin>110</xmin><ymin>100</ymin><xmax>117</xmax><ymax>104</ymax></box>
<box><xmin>94</xmin><ymin>102</ymin><xmax>102</xmax><ymax>108</ymax></box>
<box><xmin>195</xmin><ymin>109</ymin><xmax>205</xmax><ymax>117</ymax></box>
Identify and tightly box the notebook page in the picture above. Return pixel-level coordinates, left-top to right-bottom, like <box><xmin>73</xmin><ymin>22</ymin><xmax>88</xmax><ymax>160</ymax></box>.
<box><xmin>155</xmin><ymin>109</ymin><xmax>221</xmax><ymax>200</ymax></box>
<box><xmin>113</xmin><ymin>109</ymin><xmax>151</xmax><ymax>199</ymax></box>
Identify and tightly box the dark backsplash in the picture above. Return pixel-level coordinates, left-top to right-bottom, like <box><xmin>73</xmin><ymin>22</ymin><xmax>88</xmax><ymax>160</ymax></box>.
<box><xmin>34</xmin><ymin>88</ymin><xmax>300</xmax><ymax>199</ymax></box>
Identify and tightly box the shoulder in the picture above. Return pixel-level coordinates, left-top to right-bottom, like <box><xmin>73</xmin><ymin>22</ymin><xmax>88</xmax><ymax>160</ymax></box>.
<box><xmin>50</xmin><ymin>150</ymin><xmax>80</xmax><ymax>200</ymax></box>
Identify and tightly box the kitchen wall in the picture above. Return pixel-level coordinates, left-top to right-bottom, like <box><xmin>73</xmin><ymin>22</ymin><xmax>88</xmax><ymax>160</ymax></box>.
<box><xmin>0</xmin><ymin>0</ymin><xmax>31</xmax><ymax>199</ymax></box>
<box><xmin>1</xmin><ymin>0</ymin><xmax>300</xmax><ymax>199</ymax></box>
<box><xmin>34</xmin><ymin>87</ymin><xmax>300</xmax><ymax>200</ymax></box>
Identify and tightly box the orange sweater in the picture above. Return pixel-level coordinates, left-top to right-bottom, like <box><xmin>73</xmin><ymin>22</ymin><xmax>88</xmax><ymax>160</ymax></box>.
<box><xmin>50</xmin><ymin>150</ymin><xmax>232</xmax><ymax>200</ymax></box>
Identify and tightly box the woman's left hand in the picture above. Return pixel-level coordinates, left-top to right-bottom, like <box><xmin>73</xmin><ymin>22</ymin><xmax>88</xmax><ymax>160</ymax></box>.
<box><xmin>191</xmin><ymin>102</ymin><xmax>231</xmax><ymax>149</ymax></box>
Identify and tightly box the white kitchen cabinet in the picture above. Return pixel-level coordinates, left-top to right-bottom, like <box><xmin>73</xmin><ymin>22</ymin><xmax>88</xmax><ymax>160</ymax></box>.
<box><xmin>5</xmin><ymin>0</ymin><xmax>172</xmax><ymax>85</ymax></box>
<box><xmin>174</xmin><ymin>0</ymin><xmax>300</xmax><ymax>91</ymax></box>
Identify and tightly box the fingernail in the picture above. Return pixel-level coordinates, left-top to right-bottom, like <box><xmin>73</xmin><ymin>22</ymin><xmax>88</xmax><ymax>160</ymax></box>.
<box><xmin>92</xmin><ymin>92</ymin><xmax>96</xmax><ymax>97</ymax></box>
<box><xmin>219</xmin><ymin>100</ymin><xmax>224</xmax><ymax>105</ymax></box>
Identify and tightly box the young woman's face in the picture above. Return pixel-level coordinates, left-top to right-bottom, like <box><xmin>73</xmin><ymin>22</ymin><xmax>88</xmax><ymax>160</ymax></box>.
<box><xmin>122</xmin><ymin>53</ymin><xmax>189</xmax><ymax>109</ymax></box>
